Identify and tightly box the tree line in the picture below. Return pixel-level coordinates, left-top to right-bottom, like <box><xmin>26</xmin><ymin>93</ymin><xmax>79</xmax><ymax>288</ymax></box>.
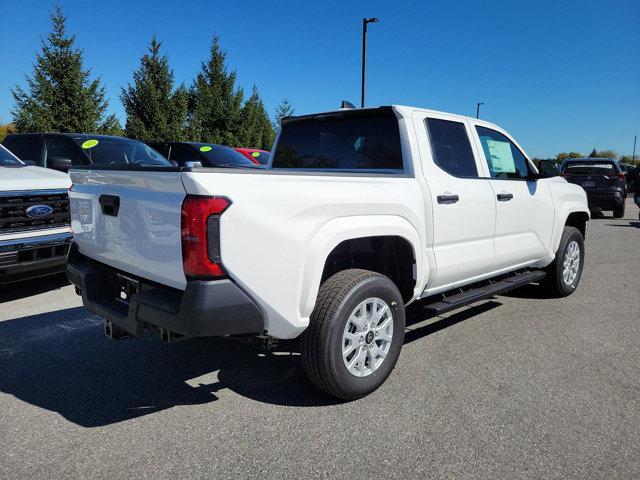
<box><xmin>534</xmin><ymin>149</ymin><xmax>638</xmax><ymax>166</ymax></box>
<box><xmin>2</xmin><ymin>4</ymin><xmax>296</xmax><ymax>150</ymax></box>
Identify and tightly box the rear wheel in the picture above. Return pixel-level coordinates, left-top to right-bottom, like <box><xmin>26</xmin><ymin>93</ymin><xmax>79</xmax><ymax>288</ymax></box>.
<box><xmin>613</xmin><ymin>203</ymin><xmax>625</xmax><ymax>218</ymax></box>
<box><xmin>544</xmin><ymin>226</ymin><xmax>585</xmax><ymax>298</ymax></box>
<box><xmin>301</xmin><ymin>269</ymin><xmax>405</xmax><ymax>400</ymax></box>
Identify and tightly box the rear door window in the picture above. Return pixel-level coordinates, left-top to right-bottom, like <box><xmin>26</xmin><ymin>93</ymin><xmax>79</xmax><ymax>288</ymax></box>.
<box><xmin>425</xmin><ymin>118</ymin><xmax>478</xmax><ymax>177</ymax></box>
<box><xmin>3</xmin><ymin>137</ymin><xmax>43</xmax><ymax>164</ymax></box>
<box><xmin>272</xmin><ymin>109</ymin><xmax>404</xmax><ymax>172</ymax></box>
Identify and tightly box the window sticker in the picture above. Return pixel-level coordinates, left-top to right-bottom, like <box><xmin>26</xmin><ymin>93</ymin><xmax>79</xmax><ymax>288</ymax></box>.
<box><xmin>486</xmin><ymin>139</ymin><xmax>516</xmax><ymax>174</ymax></box>
<box><xmin>81</xmin><ymin>139</ymin><xmax>99</xmax><ymax>149</ymax></box>
<box><xmin>199</xmin><ymin>145</ymin><xmax>212</xmax><ymax>152</ymax></box>
<box><xmin>251</xmin><ymin>151</ymin><xmax>260</xmax><ymax>157</ymax></box>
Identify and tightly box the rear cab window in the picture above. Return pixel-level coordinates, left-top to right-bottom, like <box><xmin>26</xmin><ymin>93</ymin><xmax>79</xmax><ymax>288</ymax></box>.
<box><xmin>271</xmin><ymin>107</ymin><xmax>405</xmax><ymax>173</ymax></box>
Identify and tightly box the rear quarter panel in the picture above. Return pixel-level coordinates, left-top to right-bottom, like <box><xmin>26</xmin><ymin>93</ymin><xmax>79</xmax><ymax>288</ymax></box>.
<box><xmin>181</xmin><ymin>170</ymin><xmax>426</xmax><ymax>339</ymax></box>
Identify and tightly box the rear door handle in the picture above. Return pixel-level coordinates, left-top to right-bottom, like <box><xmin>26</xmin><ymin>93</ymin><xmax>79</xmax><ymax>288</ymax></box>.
<box><xmin>99</xmin><ymin>194</ymin><xmax>120</xmax><ymax>216</ymax></box>
<box><xmin>497</xmin><ymin>193</ymin><xmax>514</xmax><ymax>201</ymax></box>
<box><xmin>437</xmin><ymin>194</ymin><xmax>460</xmax><ymax>204</ymax></box>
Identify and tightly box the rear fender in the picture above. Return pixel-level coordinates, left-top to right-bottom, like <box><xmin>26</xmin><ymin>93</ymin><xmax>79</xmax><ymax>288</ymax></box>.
<box><xmin>299</xmin><ymin>215</ymin><xmax>425</xmax><ymax>320</ymax></box>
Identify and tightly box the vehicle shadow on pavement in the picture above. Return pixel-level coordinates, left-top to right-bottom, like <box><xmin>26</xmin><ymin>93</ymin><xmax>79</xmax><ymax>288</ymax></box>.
<box><xmin>0</xmin><ymin>302</ymin><xmax>502</xmax><ymax>427</ymax></box>
<box><xmin>404</xmin><ymin>300</ymin><xmax>501</xmax><ymax>344</ymax></box>
<box><xmin>0</xmin><ymin>306</ymin><xmax>339</xmax><ymax>428</ymax></box>
<box><xmin>605</xmin><ymin>222</ymin><xmax>640</xmax><ymax>228</ymax></box>
<box><xmin>0</xmin><ymin>273</ymin><xmax>69</xmax><ymax>303</ymax></box>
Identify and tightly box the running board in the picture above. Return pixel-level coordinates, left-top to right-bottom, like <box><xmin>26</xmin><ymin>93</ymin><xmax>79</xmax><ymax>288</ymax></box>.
<box><xmin>422</xmin><ymin>270</ymin><xmax>546</xmax><ymax>316</ymax></box>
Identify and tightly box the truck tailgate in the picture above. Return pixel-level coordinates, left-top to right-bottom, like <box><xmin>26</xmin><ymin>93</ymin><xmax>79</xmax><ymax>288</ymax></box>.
<box><xmin>69</xmin><ymin>169</ymin><xmax>187</xmax><ymax>290</ymax></box>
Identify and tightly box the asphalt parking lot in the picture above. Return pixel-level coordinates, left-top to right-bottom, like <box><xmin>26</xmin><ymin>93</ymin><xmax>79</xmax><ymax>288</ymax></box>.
<box><xmin>1</xmin><ymin>198</ymin><xmax>639</xmax><ymax>480</ymax></box>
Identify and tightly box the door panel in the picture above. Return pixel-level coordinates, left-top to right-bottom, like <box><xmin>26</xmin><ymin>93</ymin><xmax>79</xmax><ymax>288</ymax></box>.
<box><xmin>413</xmin><ymin>112</ymin><xmax>495</xmax><ymax>290</ymax></box>
<box><xmin>473</xmin><ymin>125</ymin><xmax>554</xmax><ymax>270</ymax></box>
<box><xmin>488</xmin><ymin>179</ymin><xmax>554</xmax><ymax>269</ymax></box>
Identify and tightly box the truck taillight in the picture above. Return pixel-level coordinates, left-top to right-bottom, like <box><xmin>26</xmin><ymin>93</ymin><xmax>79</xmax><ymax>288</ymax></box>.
<box><xmin>181</xmin><ymin>195</ymin><xmax>231</xmax><ymax>278</ymax></box>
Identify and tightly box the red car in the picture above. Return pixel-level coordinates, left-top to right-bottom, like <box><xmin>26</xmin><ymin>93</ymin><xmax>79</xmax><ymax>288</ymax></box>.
<box><xmin>234</xmin><ymin>148</ymin><xmax>270</xmax><ymax>165</ymax></box>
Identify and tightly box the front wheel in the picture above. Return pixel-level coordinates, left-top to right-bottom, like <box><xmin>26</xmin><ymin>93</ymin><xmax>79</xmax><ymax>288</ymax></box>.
<box><xmin>544</xmin><ymin>226</ymin><xmax>585</xmax><ymax>298</ymax></box>
<box><xmin>301</xmin><ymin>269</ymin><xmax>405</xmax><ymax>400</ymax></box>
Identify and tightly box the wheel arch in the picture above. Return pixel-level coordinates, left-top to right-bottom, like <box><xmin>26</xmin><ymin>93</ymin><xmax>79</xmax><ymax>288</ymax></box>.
<box><xmin>298</xmin><ymin>215</ymin><xmax>426</xmax><ymax>320</ymax></box>
<box><xmin>550</xmin><ymin>203</ymin><xmax>590</xmax><ymax>256</ymax></box>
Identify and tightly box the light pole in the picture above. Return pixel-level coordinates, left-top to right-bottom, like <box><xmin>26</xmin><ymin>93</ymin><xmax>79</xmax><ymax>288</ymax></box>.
<box><xmin>361</xmin><ymin>17</ymin><xmax>378</xmax><ymax>108</ymax></box>
<box><xmin>476</xmin><ymin>102</ymin><xmax>484</xmax><ymax>119</ymax></box>
<box><xmin>633</xmin><ymin>135</ymin><xmax>637</xmax><ymax>162</ymax></box>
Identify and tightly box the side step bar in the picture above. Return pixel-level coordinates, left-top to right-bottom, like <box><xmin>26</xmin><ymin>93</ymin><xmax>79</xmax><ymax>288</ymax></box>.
<box><xmin>422</xmin><ymin>270</ymin><xmax>546</xmax><ymax>316</ymax></box>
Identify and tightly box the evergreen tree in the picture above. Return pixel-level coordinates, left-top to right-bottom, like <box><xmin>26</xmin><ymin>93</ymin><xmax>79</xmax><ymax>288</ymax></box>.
<box><xmin>186</xmin><ymin>35</ymin><xmax>243</xmax><ymax>145</ymax></box>
<box><xmin>273</xmin><ymin>98</ymin><xmax>295</xmax><ymax>131</ymax></box>
<box><xmin>121</xmin><ymin>36</ymin><xmax>188</xmax><ymax>141</ymax></box>
<box><xmin>239</xmin><ymin>86</ymin><xmax>275</xmax><ymax>149</ymax></box>
<box><xmin>11</xmin><ymin>4</ymin><xmax>112</xmax><ymax>133</ymax></box>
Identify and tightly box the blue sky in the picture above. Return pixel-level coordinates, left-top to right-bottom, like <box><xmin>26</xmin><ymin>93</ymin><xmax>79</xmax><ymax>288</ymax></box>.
<box><xmin>1</xmin><ymin>0</ymin><xmax>638</xmax><ymax>158</ymax></box>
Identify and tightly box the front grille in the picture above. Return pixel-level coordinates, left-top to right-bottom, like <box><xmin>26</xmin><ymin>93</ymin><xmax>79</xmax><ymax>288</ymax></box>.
<box><xmin>0</xmin><ymin>190</ymin><xmax>70</xmax><ymax>234</ymax></box>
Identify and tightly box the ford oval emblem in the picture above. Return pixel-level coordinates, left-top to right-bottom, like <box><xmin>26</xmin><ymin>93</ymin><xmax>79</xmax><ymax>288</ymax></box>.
<box><xmin>25</xmin><ymin>205</ymin><xmax>54</xmax><ymax>218</ymax></box>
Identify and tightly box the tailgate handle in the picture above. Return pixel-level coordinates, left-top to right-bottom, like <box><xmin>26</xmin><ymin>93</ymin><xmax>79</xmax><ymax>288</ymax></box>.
<box><xmin>99</xmin><ymin>195</ymin><xmax>120</xmax><ymax>216</ymax></box>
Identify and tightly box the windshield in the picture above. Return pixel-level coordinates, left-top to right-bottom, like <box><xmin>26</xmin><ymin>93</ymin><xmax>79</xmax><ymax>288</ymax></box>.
<box><xmin>562</xmin><ymin>162</ymin><xmax>616</xmax><ymax>175</ymax></box>
<box><xmin>0</xmin><ymin>144</ymin><xmax>24</xmax><ymax>167</ymax></box>
<box><xmin>195</xmin><ymin>144</ymin><xmax>257</xmax><ymax>167</ymax></box>
<box><xmin>73</xmin><ymin>137</ymin><xmax>170</xmax><ymax>166</ymax></box>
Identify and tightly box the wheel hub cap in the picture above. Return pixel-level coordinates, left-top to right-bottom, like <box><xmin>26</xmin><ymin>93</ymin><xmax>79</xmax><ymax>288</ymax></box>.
<box><xmin>342</xmin><ymin>298</ymin><xmax>394</xmax><ymax>378</ymax></box>
<box><xmin>562</xmin><ymin>240</ymin><xmax>580</xmax><ymax>286</ymax></box>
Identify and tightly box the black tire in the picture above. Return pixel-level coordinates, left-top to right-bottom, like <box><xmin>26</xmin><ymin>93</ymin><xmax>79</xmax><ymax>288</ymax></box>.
<box><xmin>543</xmin><ymin>226</ymin><xmax>585</xmax><ymax>298</ymax></box>
<box><xmin>301</xmin><ymin>269</ymin><xmax>405</xmax><ymax>400</ymax></box>
<box><xmin>613</xmin><ymin>203</ymin><xmax>625</xmax><ymax>218</ymax></box>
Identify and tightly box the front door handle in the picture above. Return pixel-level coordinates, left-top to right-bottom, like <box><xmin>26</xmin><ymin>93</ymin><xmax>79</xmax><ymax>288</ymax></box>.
<box><xmin>497</xmin><ymin>193</ymin><xmax>514</xmax><ymax>201</ymax></box>
<box><xmin>437</xmin><ymin>194</ymin><xmax>460</xmax><ymax>204</ymax></box>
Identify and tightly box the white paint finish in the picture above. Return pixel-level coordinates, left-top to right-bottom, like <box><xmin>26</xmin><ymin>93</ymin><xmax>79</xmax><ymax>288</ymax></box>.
<box><xmin>69</xmin><ymin>170</ymin><xmax>187</xmax><ymax>290</ymax></box>
<box><xmin>182</xmin><ymin>170</ymin><xmax>425</xmax><ymax>339</ymax></box>
<box><xmin>411</xmin><ymin>110</ymin><xmax>496</xmax><ymax>289</ymax></box>
<box><xmin>66</xmin><ymin>105</ymin><xmax>590</xmax><ymax>339</ymax></box>
<box><xmin>487</xmin><ymin>179</ymin><xmax>555</xmax><ymax>269</ymax></box>
<box><xmin>0</xmin><ymin>165</ymin><xmax>70</xmax><ymax>191</ymax></box>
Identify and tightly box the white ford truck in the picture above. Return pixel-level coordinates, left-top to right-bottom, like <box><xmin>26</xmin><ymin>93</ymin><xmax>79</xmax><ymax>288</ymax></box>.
<box><xmin>67</xmin><ymin>105</ymin><xmax>589</xmax><ymax>400</ymax></box>
<box><xmin>1</xmin><ymin>144</ymin><xmax>71</xmax><ymax>284</ymax></box>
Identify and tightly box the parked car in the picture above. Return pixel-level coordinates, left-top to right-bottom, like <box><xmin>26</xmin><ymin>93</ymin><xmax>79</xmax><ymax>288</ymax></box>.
<box><xmin>561</xmin><ymin>158</ymin><xmax>626</xmax><ymax>217</ymax></box>
<box><xmin>66</xmin><ymin>105</ymin><xmax>589</xmax><ymax>400</ymax></box>
<box><xmin>148</xmin><ymin>142</ymin><xmax>259</xmax><ymax>168</ymax></box>
<box><xmin>0</xmin><ymin>144</ymin><xmax>71</xmax><ymax>284</ymax></box>
<box><xmin>234</xmin><ymin>148</ymin><xmax>269</xmax><ymax>165</ymax></box>
<box><xmin>2</xmin><ymin>133</ymin><xmax>169</xmax><ymax>172</ymax></box>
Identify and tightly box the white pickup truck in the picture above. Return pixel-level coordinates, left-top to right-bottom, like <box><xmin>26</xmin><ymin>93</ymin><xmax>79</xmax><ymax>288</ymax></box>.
<box><xmin>67</xmin><ymin>105</ymin><xmax>589</xmax><ymax>399</ymax></box>
<box><xmin>1</xmin><ymin>144</ymin><xmax>71</xmax><ymax>284</ymax></box>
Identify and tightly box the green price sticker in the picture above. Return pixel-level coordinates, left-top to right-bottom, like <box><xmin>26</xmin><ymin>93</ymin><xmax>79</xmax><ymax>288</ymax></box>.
<box><xmin>199</xmin><ymin>145</ymin><xmax>212</xmax><ymax>152</ymax></box>
<box><xmin>251</xmin><ymin>151</ymin><xmax>261</xmax><ymax>157</ymax></box>
<box><xmin>81</xmin><ymin>139</ymin><xmax>99</xmax><ymax>149</ymax></box>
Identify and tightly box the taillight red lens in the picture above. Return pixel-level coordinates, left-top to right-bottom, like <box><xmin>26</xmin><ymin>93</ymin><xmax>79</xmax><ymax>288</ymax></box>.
<box><xmin>181</xmin><ymin>196</ymin><xmax>231</xmax><ymax>278</ymax></box>
<box><xmin>618</xmin><ymin>173</ymin><xmax>625</xmax><ymax>181</ymax></box>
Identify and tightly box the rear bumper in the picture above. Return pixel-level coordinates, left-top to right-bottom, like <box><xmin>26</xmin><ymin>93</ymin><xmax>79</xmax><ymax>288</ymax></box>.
<box><xmin>66</xmin><ymin>243</ymin><xmax>264</xmax><ymax>338</ymax></box>
<box><xmin>0</xmin><ymin>232</ymin><xmax>71</xmax><ymax>284</ymax></box>
<box><xmin>585</xmin><ymin>190</ymin><xmax>624</xmax><ymax>210</ymax></box>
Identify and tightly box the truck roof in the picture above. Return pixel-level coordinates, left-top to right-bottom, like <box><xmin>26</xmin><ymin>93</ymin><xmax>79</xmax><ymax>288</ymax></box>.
<box><xmin>282</xmin><ymin>105</ymin><xmax>505</xmax><ymax>132</ymax></box>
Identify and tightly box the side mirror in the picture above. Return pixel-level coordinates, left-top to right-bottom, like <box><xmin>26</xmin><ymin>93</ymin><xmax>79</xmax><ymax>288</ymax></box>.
<box><xmin>538</xmin><ymin>160</ymin><xmax>558</xmax><ymax>178</ymax></box>
<box><xmin>22</xmin><ymin>160</ymin><xmax>37</xmax><ymax>166</ymax></box>
<box><xmin>49</xmin><ymin>157</ymin><xmax>73</xmax><ymax>172</ymax></box>
<box><xmin>170</xmin><ymin>160</ymin><xmax>179</xmax><ymax>168</ymax></box>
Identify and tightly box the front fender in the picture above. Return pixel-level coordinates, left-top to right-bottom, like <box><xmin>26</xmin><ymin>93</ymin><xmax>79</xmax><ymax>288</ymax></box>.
<box><xmin>298</xmin><ymin>215</ymin><xmax>426</xmax><ymax>320</ymax></box>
